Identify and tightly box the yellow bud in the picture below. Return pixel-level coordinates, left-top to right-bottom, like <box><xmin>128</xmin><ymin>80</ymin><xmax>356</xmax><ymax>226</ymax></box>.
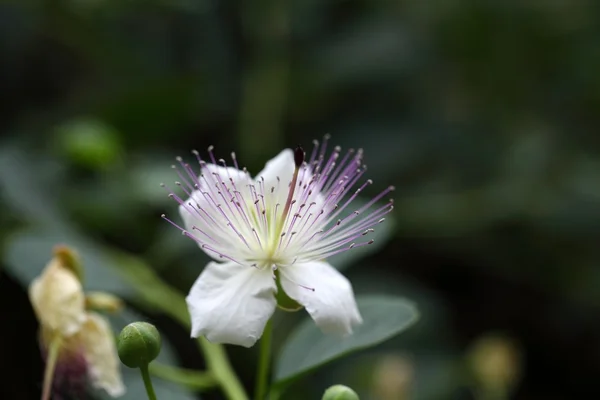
<box><xmin>53</xmin><ymin>245</ymin><xmax>84</xmax><ymax>283</ymax></box>
<box><xmin>467</xmin><ymin>334</ymin><xmax>522</xmax><ymax>394</ymax></box>
<box><xmin>86</xmin><ymin>292</ymin><xmax>124</xmax><ymax>314</ymax></box>
<box><xmin>371</xmin><ymin>354</ymin><xmax>414</xmax><ymax>400</ymax></box>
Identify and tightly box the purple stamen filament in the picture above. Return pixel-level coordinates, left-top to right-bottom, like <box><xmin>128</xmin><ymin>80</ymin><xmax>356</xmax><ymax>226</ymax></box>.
<box><xmin>162</xmin><ymin>138</ymin><xmax>394</xmax><ymax>289</ymax></box>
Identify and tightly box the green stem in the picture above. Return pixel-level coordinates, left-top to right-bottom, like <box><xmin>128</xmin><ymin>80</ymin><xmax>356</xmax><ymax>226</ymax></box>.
<box><xmin>149</xmin><ymin>362</ymin><xmax>216</xmax><ymax>390</ymax></box>
<box><xmin>41</xmin><ymin>335</ymin><xmax>62</xmax><ymax>400</ymax></box>
<box><xmin>198</xmin><ymin>338</ymin><xmax>248</xmax><ymax>400</ymax></box>
<box><xmin>140</xmin><ymin>364</ymin><xmax>158</xmax><ymax>400</ymax></box>
<box><xmin>254</xmin><ymin>319</ymin><xmax>273</xmax><ymax>400</ymax></box>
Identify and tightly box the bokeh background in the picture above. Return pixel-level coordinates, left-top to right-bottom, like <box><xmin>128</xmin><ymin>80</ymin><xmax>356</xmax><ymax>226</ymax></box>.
<box><xmin>2</xmin><ymin>0</ymin><xmax>600</xmax><ymax>399</ymax></box>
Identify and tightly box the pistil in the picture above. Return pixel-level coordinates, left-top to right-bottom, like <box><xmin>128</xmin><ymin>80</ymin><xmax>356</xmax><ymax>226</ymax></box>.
<box><xmin>278</xmin><ymin>146</ymin><xmax>305</xmax><ymax>233</ymax></box>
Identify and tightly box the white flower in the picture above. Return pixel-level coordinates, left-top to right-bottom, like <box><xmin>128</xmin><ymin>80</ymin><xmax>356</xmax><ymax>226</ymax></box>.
<box><xmin>162</xmin><ymin>137</ymin><xmax>394</xmax><ymax>347</ymax></box>
<box><xmin>29</xmin><ymin>247</ymin><xmax>125</xmax><ymax>397</ymax></box>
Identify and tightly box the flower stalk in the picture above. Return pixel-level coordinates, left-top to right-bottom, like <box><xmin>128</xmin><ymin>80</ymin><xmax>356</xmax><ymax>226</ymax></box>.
<box><xmin>140</xmin><ymin>364</ymin><xmax>158</xmax><ymax>400</ymax></box>
<box><xmin>117</xmin><ymin>322</ymin><xmax>162</xmax><ymax>400</ymax></box>
<box><xmin>197</xmin><ymin>338</ymin><xmax>249</xmax><ymax>400</ymax></box>
<box><xmin>41</xmin><ymin>335</ymin><xmax>62</xmax><ymax>400</ymax></box>
<box><xmin>254</xmin><ymin>319</ymin><xmax>273</xmax><ymax>400</ymax></box>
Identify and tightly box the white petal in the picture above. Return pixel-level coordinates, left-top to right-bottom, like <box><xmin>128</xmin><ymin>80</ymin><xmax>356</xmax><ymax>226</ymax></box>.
<box><xmin>186</xmin><ymin>261</ymin><xmax>277</xmax><ymax>347</ymax></box>
<box><xmin>256</xmin><ymin>148</ymin><xmax>294</xmax><ymax>184</ymax></box>
<box><xmin>178</xmin><ymin>163</ymin><xmax>253</xmax><ymax>261</ymax></box>
<box><xmin>279</xmin><ymin>261</ymin><xmax>362</xmax><ymax>335</ymax></box>
<box><xmin>255</xmin><ymin>149</ymin><xmax>295</xmax><ymax>202</ymax></box>
<box><xmin>201</xmin><ymin>162</ymin><xmax>250</xmax><ymax>188</ymax></box>
<box><xmin>28</xmin><ymin>259</ymin><xmax>86</xmax><ymax>336</ymax></box>
<box><xmin>76</xmin><ymin>312</ymin><xmax>125</xmax><ymax>397</ymax></box>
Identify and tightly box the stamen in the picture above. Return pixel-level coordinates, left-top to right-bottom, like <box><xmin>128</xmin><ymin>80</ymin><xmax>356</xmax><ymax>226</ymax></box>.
<box><xmin>164</xmin><ymin>138</ymin><xmax>394</xmax><ymax>274</ymax></box>
<box><xmin>280</xmin><ymin>146</ymin><xmax>304</xmax><ymax>225</ymax></box>
<box><xmin>279</xmin><ymin>269</ymin><xmax>315</xmax><ymax>292</ymax></box>
<box><xmin>207</xmin><ymin>145</ymin><xmax>217</xmax><ymax>164</ymax></box>
<box><xmin>231</xmin><ymin>152</ymin><xmax>239</xmax><ymax>170</ymax></box>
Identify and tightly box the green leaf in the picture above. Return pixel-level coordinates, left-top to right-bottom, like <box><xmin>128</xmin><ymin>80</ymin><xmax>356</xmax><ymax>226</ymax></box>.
<box><xmin>0</xmin><ymin>142</ymin><xmax>66</xmax><ymax>227</ymax></box>
<box><xmin>0</xmin><ymin>143</ymin><xmax>133</xmax><ymax>297</ymax></box>
<box><xmin>3</xmin><ymin>228</ymin><xmax>133</xmax><ymax>296</ymax></box>
<box><xmin>274</xmin><ymin>295</ymin><xmax>419</xmax><ymax>386</ymax></box>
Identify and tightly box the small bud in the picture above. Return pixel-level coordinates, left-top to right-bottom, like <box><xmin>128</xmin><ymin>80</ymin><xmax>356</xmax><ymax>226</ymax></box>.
<box><xmin>372</xmin><ymin>354</ymin><xmax>414</xmax><ymax>400</ymax></box>
<box><xmin>322</xmin><ymin>385</ymin><xmax>360</xmax><ymax>400</ymax></box>
<box><xmin>117</xmin><ymin>322</ymin><xmax>161</xmax><ymax>368</ymax></box>
<box><xmin>467</xmin><ymin>334</ymin><xmax>522</xmax><ymax>395</ymax></box>
<box><xmin>85</xmin><ymin>292</ymin><xmax>124</xmax><ymax>314</ymax></box>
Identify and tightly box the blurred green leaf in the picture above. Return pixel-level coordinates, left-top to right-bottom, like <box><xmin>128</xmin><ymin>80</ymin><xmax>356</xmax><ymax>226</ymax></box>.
<box><xmin>3</xmin><ymin>228</ymin><xmax>133</xmax><ymax>296</ymax></box>
<box><xmin>274</xmin><ymin>295</ymin><xmax>419</xmax><ymax>386</ymax></box>
<box><xmin>108</xmin><ymin>250</ymin><xmax>190</xmax><ymax>326</ymax></box>
<box><xmin>0</xmin><ymin>143</ymin><xmax>66</xmax><ymax>227</ymax></box>
<box><xmin>129</xmin><ymin>155</ymin><xmax>179</xmax><ymax>207</ymax></box>
<box><xmin>0</xmin><ymin>138</ymin><xmax>189</xmax><ymax>317</ymax></box>
<box><xmin>0</xmin><ymin>142</ymin><xmax>135</xmax><ymax>296</ymax></box>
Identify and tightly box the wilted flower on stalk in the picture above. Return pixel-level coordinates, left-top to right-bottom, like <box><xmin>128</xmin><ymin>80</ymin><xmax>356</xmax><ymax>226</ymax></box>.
<box><xmin>163</xmin><ymin>136</ymin><xmax>394</xmax><ymax>347</ymax></box>
<box><xmin>29</xmin><ymin>246</ymin><xmax>125</xmax><ymax>399</ymax></box>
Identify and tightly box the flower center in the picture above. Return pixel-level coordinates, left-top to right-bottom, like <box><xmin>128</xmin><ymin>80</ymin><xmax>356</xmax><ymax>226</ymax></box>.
<box><xmin>246</xmin><ymin>146</ymin><xmax>305</xmax><ymax>269</ymax></box>
<box><xmin>246</xmin><ymin>203</ymin><xmax>293</xmax><ymax>268</ymax></box>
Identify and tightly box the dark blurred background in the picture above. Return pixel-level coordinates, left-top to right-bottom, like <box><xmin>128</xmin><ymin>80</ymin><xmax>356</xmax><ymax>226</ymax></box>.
<box><xmin>2</xmin><ymin>0</ymin><xmax>600</xmax><ymax>399</ymax></box>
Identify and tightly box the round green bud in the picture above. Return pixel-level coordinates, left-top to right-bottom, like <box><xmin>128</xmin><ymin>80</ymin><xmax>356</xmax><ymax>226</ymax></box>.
<box><xmin>117</xmin><ymin>322</ymin><xmax>161</xmax><ymax>368</ymax></box>
<box><xmin>322</xmin><ymin>385</ymin><xmax>360</xmax><ymax>400</ymax></box>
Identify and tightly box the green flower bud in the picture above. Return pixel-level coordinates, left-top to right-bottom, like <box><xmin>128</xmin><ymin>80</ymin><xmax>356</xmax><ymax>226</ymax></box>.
<box><xmin>322</xmin><ymin>385</ymin><xmax>360</xmax><ymax>400</ymax></box>
<box><xmin>117</xmin><ymin>322</ymin><xmax>161</xmax><ymax>368</ymax></box>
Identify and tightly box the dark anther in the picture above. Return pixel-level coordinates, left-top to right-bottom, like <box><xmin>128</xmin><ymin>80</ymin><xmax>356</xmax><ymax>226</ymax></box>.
<box><xmin>294</xmin><ymin>146</ymin><xmax>305</xmax><ymax>168</ymax></box>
